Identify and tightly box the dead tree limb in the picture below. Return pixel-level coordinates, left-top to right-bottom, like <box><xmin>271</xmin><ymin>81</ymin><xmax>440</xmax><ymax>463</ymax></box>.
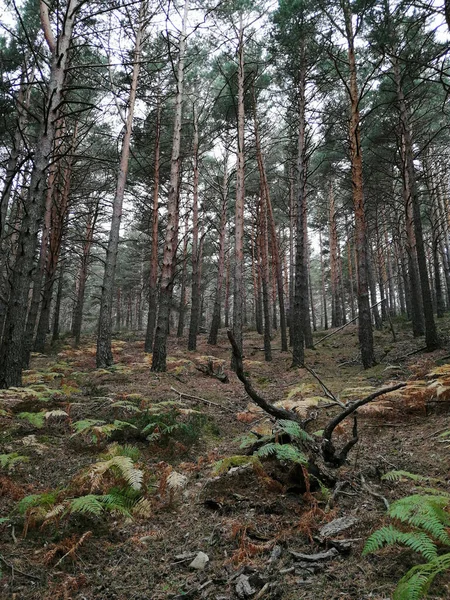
<box><xmin>321</xmin><ymin>382</ymin><xmax>407</xmax><ymax>466</ymax></box>
<box><xmin>227</xmin><ymin>330</ymin><xmax>303</xmax><ymax>423</ymax></box>
<box><xmin>228</xmin><ymin>329</ymin><xmax>408</xmax><ymax>469</ymax></box>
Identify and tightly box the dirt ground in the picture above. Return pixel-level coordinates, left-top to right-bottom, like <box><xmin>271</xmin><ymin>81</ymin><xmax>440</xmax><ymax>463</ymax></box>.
<box><xmin>0</xmin><ymin>319</ymin><xmax>449</xmax><ymax>600</ymax></box>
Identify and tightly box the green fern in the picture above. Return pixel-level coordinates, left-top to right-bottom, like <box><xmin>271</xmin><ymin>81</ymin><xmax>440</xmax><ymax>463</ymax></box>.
<box><xmin>276</xmin><ymin>419</ymin><xmax>313</xmax><ymax>442</ymax></box>
<box><xmin>71</xmin><ymin>419</ymin><xmax>136</xmax><ymax>444</ymax></box>
<box><xmin>363</xmin><ymin>526</ymin><xmax>438</xmax><ymax>561</ymax></box>
<box><xmin>256</xmin><ymin>442</ymin><xmax>308</xmax><ymax>465</ymax></box>
<box><xmin>68</xmin><ymin>495</ymin><xmax>104</xmax><ymax>516</ymax></box>
<box><xmin>0</xmin><ymin>452</ymin><xmax>29</xmax><ymax>470</ymax></box>
<box><xmin>364</xmin><ymin>489</ymin><xmax>450</xmax><ymax>600</ymax></box>
<box><xmin>87</xmin><ymin>455</ymin><xmax>143</xmax><ymax>491</ymax></box>
<box><xmin>101</xmin><ymin>443</ymin><xmax>141</xmax><ymax>461</ymax></box>
<box><xmin>17</xmin><ymin>411</ymin><xmax>46</xmax><ymax>428</ymax></box>
<box><xmin>17</xmin><ymin>491</ymin><xmax>59</xmax><ymax>515</ymax></box>
<box><xmin>382</xmin><ymin>470</ymin><xmax>443</xmax><ymax>485</ymax></box>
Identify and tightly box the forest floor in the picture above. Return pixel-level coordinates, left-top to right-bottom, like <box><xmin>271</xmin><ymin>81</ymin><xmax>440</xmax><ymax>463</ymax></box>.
<box><xmin>1</xmin><ymin>318</ymin><xmax>450</xmax><ymax>600</ymax></box>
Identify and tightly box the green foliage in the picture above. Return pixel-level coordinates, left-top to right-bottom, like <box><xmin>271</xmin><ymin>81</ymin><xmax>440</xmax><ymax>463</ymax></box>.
<box><xmin>382</xmin><ymin>471</ymin><xmax>443</xmax><ymax>485</ymax></box>
<box><xmin>138</xmin><ymin>408</ymin><xmax>205</xmax><ymax>447</ymax></box>
<box><xmin>364</xmin><ymin>487</ymin><xmax>450</xmax><ymax>599</ymax></box>
<box><xmin>0</xmin><ymin>452</ymin><xmax>29</xmax><ymax>470</ymax></box>
<box><xmin>256</xmin><ymin>442</ymin><xmax>308</xmax><ymax>465</ymax></box>
<box><xmin>71</xmin><ymin>419</ymin><xmax>136</xmax><ymax>444</ymax></box>
<box><xmin>17</xmin><ymin>492</ymin><xmax>59</xmax><ymax>515</ymax></box>
<box><xmin>276</xmin><ymin>419</ymin><xmax>313</xmax><ymax>442</ymax></box>
<box><xmin>100</xmin><ymin>443</ymin><xmax>141</xmax><ymax>462</ymax></box>
<box><xmin>17</xmin><ymin>411</ymin><xmax>46</xmax><ymax>428</ymax></box>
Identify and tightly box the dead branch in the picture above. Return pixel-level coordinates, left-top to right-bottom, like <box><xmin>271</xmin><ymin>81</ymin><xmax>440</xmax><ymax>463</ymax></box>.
<box><xmin>227</xmin><ymin>330</ymin><xmax>303</xmax><ymax>423</ymax></box>
<box><xmin>170</xmin><ymin>386</ymin><xmax>235</xmax><ymax>413</ymax></box>
<box><xmin>301</xmin><ymin>364</ymin><xmax>345</xmax><ymax>407</ymax></box>
<box><xmin>195</xmin><ymin>359</ymin><xmax>229</xmax><ymax>383</ymax></box>
<box><xmin>321</xmin><ymin>382</ymin><xmax>407</xmax><ymax>466</ymax></box>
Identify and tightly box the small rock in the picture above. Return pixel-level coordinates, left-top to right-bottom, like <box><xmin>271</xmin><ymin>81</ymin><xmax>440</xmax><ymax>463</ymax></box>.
<box><xmin>236</xmin><ymin>574</ymin><xmax>256</xmax><ymax>598</ymax></box>
<box><xmin>318</xmin><ymin>516</ymin><xmax>358</xmax><ymax>539</ymax></box>
<box><xmin>189</xmin><ymin>551</ymin><xmax>209</xmax><ymax>570</ymax></box>
<box><xmin>268</xmin><ymin>545</ymin><xmax>282</xmax><ymax>563</ymax></box>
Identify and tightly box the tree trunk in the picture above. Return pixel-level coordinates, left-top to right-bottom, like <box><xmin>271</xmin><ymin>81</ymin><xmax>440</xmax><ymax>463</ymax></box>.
<box><xmin>231</xmin><ymin>13</ymin><xmax>246</xmax><ymax>368</ymax></box>
<box><xmin>51</xmin><ymin>262</ymin><xmax>64</xmax><ymax>342</ymax></box>
<box><xmin>72</xmin><ymin>199</ymin><xmax>100</xmax><ymax>346</ymax></box>
<box><xmin>343</xmin><ymin>0</ymin><xmax>375</xmax><ymax>368</ymax></box>
<box><xmin>394</xmin><ymin>58</ymin><xmax>439</xmax><ymax>349</ymax></box>
<box><xmin>0</xmin><ymin>0</ymin><xmax>80</xmax><ymax>388</ymax></box>
<box><xmin>177</xmin><ymin>219</ymin><xmax>189</xmax><ymax>338</ymax></box>
<box><xmin>97</xmin><ymin>0</ymin><xmax>145</xmax><ymax>367</ymax></box>
<box><xmin>208</xmin><ymin>154</ymin><xmax>229</xmax><ymax>345</ymax></box>
<box><xmin>291</xmin><ymin>56</ymin><xmax>307</xmax><ymax>368</ymax></box>
<box><xmin>188</xmin><ymin>106</ymin><xmax>201</xmax><ymax>351</ymax></box>
<box><xmin>144</xmin><ymin>98</ymin><xmax>161</xmax><ymax>352</ymax></box>
<box><xmin>152</xmin><ymin>0</ymin><xmax>189</xmax><ymax>371</ymax></box>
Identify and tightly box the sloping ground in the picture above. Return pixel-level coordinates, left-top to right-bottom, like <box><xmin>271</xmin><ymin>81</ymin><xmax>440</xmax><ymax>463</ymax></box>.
<box><xmin>0</xmin><ymin>322</ymin><xmax>449</xmax><ymax>600</ymax></box>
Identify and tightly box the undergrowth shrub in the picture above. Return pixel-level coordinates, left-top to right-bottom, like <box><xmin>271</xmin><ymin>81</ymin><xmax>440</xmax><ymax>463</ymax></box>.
<box><xmin>363</xmin><ymin>471</ymin><xmax>450</xmax><ymax>600</ymax></box>
<box><xmin>14</xmin><ymin>444</ymin><xmax>152</xmax><ymax>535</ymax></box>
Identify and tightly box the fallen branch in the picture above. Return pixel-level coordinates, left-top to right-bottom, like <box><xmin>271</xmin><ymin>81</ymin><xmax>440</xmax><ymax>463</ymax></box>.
<box><xmin>0</xmin><ymin>554</ymin><xmax>41</xmax><ymax>581</ymax></box>
<box><xmin>170</xmin><ymin>387</ymin><xmax>235</xmax><ymax>413</ymax></box>
<box><xmin>321</xmin><ymin>382</ymin><xmax>407</xmax><ymax>466</ymax></box>
<box><xmin>301</xmin><ymin>364</ymin><xmax>345</xmax><ymax>407</ymax></box>
<box><xmin>315</xmin><ymin>299</ymin><xmax>385</xmax><ymax>347</ymax></box>
<box><xmin>227</xmin><ymin>330</ymin><xmax>303</xmax><ymax>424</ymax></box>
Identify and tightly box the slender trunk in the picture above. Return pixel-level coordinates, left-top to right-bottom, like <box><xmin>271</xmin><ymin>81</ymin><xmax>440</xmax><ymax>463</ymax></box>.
<box><xmin>73</xmin><ymin>200</ymin><xmax>99</xmax><ymax>346</ymax></box>
<box><xmin>291</xmin><ymin>55</ymin><xmax>307</xmax><ymax>367</ymax></box>
<box><xmin>0</xmin><ymin>0</ymin><xmax>80</xmax><ymax>388</ymax></box>
<box><xmin>343</xmin><ymin>0</ymin><xmax>375</xmax><ymax>368</ymax></box>
<box><xmin>188</xmin><ymin>106</ymin><xmax>200</xmax><ymax>351</ymax></box>
<box><xmin>329</xmin><ymin>182</ymin><xmax>342</xmax><ymax>328</ymax></box>
<box><xmin>260</xmin><ymin>191</ymin><xmax>272</xmax><ymax>361</ymax></box>
<box><xmin>231</xmin><ymin>13</ymin><xmax>245</xmax><ymax>367</ymax></box>
<box><xmin>34</xmin><ymin>123</ymin><xmax>77</xmax><ymax>353</ymax></box>
<box><xmin>144</xmin><ymin>98</ymin><xmax>161</xmax><ymax>352</ymax></box>
<box><xmin>394</xmin><ymin>58</ymin><xmax>439</xmax><ymax>349</ymax></box>
<box><xmin>97</xmin><ymin>1</ymin><xmax>145</xmax><ymax>367</ymax></box>
<box><xmin>177</xmin><ymin>217</ymin><xmax>189</xmax><ymax>338</ymax></box>
<box><xmin>208</xmin><ymin>154</ymin><xmax>229</xmax><ymax>345</ymax></box>
<box><xmin>319</xmin><ymin>229</ymin><xmax>328</xmax><ymax>330</ymax></box>
<box><xmin>51</xmin><ymin>261</ymin><xmax>64</xmax><ymax>342</ymax></box>
<box><xmin>288</xmin><ymin>165</ymin><xmax>295</xmax><ymax>343</ymax></box>
<box><xmin>224</xmin><ymin>253</ymin><xmax>230</xmax><ymax>329</ymax></box>
<box><xmin>152</xmin><ymin>0</ymin><xmax>189</xmax><ymax>371</ymax></box>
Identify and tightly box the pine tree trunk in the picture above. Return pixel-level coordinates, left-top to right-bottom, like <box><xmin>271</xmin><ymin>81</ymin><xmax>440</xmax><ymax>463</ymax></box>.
<box><xmin>0</xmin><ymin>0</ymin><xmax>80</xmax><ymax>388</ymax></box>
<box><xmin>231</xmin><ymin>13</ymin><xmax>246</xmax><ymax>367</ymax></box>
<box><xmin>144</xmin><ymin>98</ymin><xmax>161</xmax><ymax>352</ymax></box>
<box><xmin>51</xmin><ymin>263</ymin><xmax>64</xmax><ymax>342</ymax></box>
<box><xmin>208</xmin><ymin>155</ymin><xmax>229</xmax><ymax>345</ymax></box>
<box><xmin>188</xmin><ymin>106</ymin><xmax>201</xmax><ymax>351</ymax></box>
<box><xmin>152</xmin><ymin>0</ymin><xmax>189</xmax><ymax>372</ymax></box>
<box><xmin>72</xmin><ymin>200</ymin><xmax>99</xmax><ymax>346</ymax></box>
<box><xmin>97</xmin><ymin>1</ymin><xmax>145</xmax><ymax>367</ymax></box>
<box><xmin>291</xmin><ymin>57</ymin><xmax>307</xmax><ymax>368</ymax></box>
<box><xmin>394</xmin><ymin>58</ymin><xmax>439</xmax><ymax>350</ymax></box>
<box><xmin>319</xmin><ymin>229</ymin><xmax>328</xmax><ymax>330</ymax></box>
<box><xmin>343</xmin><ymin>0</ymin><xmax>375</xmax><ymax>368</ymax></box>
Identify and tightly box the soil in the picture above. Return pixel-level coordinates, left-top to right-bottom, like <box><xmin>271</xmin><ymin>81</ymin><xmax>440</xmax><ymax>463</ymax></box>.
<box><xmin>0</xmin><ymin>321</ymin><xmax>449</xmax><ymax>600</ymax></box>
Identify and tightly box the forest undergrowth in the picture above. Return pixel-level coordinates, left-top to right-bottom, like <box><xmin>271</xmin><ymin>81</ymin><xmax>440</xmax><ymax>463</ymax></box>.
<box><xmin>1</xmin><ymin>320</ymin><xmax>449</xmax><ymax>600</ymax></box>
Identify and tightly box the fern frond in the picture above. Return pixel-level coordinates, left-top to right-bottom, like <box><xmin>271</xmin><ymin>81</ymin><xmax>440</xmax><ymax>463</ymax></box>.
<box><xmin>44</xmin><ymin>503</ymin><xmax>67</xmax><ymax>522</ymax></box>
<box><xmin>17</xmin><ymin>492</ymin><xmax>58</xmax><ymax>515</ymax></box>
<box><xmin>167</xmin><ymin>471</ymin><xmax>188</xmax><ymax>491</ymax></box>
<box><xmin>88</xmin><ymin>456</ymin><xmax>143</xmax><ymax>491</ymax></box>
<box><xmin>110</xmin><ymin>401</ymin><xmax>142</xmax><ymax>413</ymax></box>
<box><xmin>17</xmin><ymin>411</ymin><xmax>45</xmax><ymax>428</ymax></box>
<box><xmin>69</xmin><ymin>495</ymin><xmax>104</xmax><ymax>516</ymax></box>
<box><xmin>45</xmin><ymin>410</ymin><xmax>69</xmax><ymax>420</ymax></box>
<box><xmin>394</xmin><ymin>553</ymin><xmax>450</xmax><ymax>600</ymax></box>
<box><xmin>71</xmin><ymin>419</ymin><xmax>105</xmax><ymax>435</ymax></box>
<box><xmin>0</xmin><ymin>452</ymin><xmax>29</xmax><ymax>470</ymax></box>
<box><xmin>276</xmin><ymin>419</ymin><xmax>313</xmax><ymax>442</ymax></box>
<box><xmin>363</xmin><ymin>526</ymin><xmax>437</xmax><ymax>561</ymax></box>
<box><xmin>382</xmin><ymin>470</ymin><xmax>442</xmax><ymax>485</ymax></box>
<box><xmin>256</xmin><ymin>442</ymin><xmax>308</xmax><ymax>465</ymax></box>
<box><xmin>102</xmin><ymin>443</ymin><xmax>140</xmax><ymax>461</ymax></box>
<box><xmin>132</xmin><ymin>497</ymin><xmax>152</xmax><ymax>518</ymax></box>
<box><xmin>388</xmin><ymin>495</ymin><xmax>450</xmax><ymax>545</ymax></box>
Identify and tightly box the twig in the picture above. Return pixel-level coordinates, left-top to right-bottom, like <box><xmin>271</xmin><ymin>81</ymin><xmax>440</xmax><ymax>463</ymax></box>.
<box><xmin>301</xmin><ymin>364</ymin><xmax>345</xmax><ymax>407</ymax></box>
<box><xmin>0</xmin><ymin>554</ymin><xmax>41</xmax><ymax>580</ymax></box>
<box><xmin>170</xmin><ymin>386</ymin><xmax>235</xmax><ymax>413</ymax></box>
<box><xmin>361</xmin><ymin>475</ymin><xmax>390</xmax><ymax>510</ymax></box>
